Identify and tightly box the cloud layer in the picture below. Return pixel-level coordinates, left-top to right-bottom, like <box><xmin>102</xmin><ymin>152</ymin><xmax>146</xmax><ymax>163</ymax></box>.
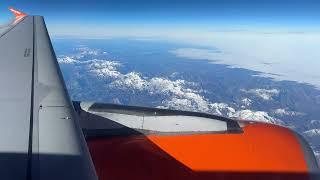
<box><xmin>170</xmin><ymin>39</ymin><xmax>320</xmax><ymax>89</ymax></box>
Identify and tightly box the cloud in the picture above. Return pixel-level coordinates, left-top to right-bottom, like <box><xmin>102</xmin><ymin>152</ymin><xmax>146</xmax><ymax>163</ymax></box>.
<box><xmin>170</xmin><ymin>34</ymin><xmax>320</xmax><ymax>89</ymax></box>
<box><xmin>54</xmin><ymin>24</ymin><xmax>320</xmax><ymax>88</ymax></box>
<box><xmin>241</xmin><ymin>88</ymin><xmax>280</xmax><ymax>101</ymax></box>
<box><xmin>170</xmin><ymin>48</ymin><xmax>222</xmax><ymax>61</ymax></box>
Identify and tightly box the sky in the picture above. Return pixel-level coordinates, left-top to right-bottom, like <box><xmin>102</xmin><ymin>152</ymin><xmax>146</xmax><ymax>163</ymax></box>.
<box><xmin>0</xmin><ymin>0</ymin><xmax>320</xmax><ymax>35</ymax></box>
<box><xmin>1</xmin><ymin>0</ymin><xmax>320</xmax><ymax>88</ymax></box>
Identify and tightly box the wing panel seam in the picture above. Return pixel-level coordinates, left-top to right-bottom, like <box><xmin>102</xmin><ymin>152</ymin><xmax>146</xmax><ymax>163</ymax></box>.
<box><xmin>26</xmin><ymin>16</ymin><xmax>35</xmax><ymax>180</ymax></box>
<box><xmin>0</xmin><ymin>17</ymin><xmax>27</xmax><ymax>39</ymax></box>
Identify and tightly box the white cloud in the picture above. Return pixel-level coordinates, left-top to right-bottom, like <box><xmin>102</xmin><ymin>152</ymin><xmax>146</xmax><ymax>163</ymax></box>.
<box><xmin>170</xmin><ymin>34</ymin><xmax>320</xmax><ymax>89</ymax></box>
<box><xmin>171</xmin><ymin>48</ymin><xmax>222</xmax><ymax>61</ymax></box>
<box><xmin>52</xmin><ymin>24</ymin><xmax>320</xmax><ymax>88</ymax></box>
<box><xmin>241</xmin><ymin>88</ymin><xmax>280</xmax><ymax>101</ymax></box>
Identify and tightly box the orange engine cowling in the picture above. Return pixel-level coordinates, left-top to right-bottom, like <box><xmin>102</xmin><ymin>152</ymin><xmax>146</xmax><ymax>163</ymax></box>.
<box><xmin>86</xmin><ymin>122</ymin><xmax>319</xmax><ymax>180</ymax></box>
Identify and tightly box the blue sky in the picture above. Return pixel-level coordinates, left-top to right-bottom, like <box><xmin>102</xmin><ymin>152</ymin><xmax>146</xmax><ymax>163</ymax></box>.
<box><xmin>0</xmin><ymin>0</ymin><xmax>320</xmax><ymax>35</ymax></box>
<box><xmin>1</xmin><ymin>1</ymin><xmax>320</xmax><ymax>89</ymax></box>
<box><xmin>1</xmin><ymin>0</ymin><xmax>320</xmax><ymax>88</ymax></box>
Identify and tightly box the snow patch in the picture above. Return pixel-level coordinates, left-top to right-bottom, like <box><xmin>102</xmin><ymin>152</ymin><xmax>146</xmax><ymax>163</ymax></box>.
<box><xmin>241</xmin><ymin>98</ymin><xmax>252</xmax><ymax>108</ymax></box>
<box><xmin>75</xmin><ymin>47</ymin><xmax>104</xmax><ymax>57</ymax></box>
<box><xmin>273</xmin><ymin>108</ymin><xmax>304</xmax><ymax>116</ymax></box>
<box><xmin>57</xmin><ymin>56</ymin><xmax>78</xmax><ymax>64</ymax></box>
<box><xmin>111</xmin><ymin>72</ymin><xmax>147</xmax><ymax>90</ymax></box>
<box><xmin>86</xmin><ymin>59</ymin><xmax>122</xmax><ymax>78</ymax></box>
<box><xmin>231</xmin><ymin>109</ymin><xmax>283</xmax><ymax>125</ymax></box>
<box><xmin>241</xmin><ymin>88</ymin><xmax>280</xmax><ymax>100</ymax></box>
<box><xmin>303</xmin><ymin>129</ymin><xmax>320</xmax><ymax>138</ymax></box>
<box><xmin>309</xmin><ymin>120</ymin><xmax>320</xmax><ymax>128</ymax></box>
<box><xmin>209</xmin><ymin>103</ymin><xmax>235</xmax><ymax>117</ymax></box>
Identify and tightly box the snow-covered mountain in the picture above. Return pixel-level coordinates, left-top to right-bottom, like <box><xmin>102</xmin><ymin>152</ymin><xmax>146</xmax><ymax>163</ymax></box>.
<box><xmin>55</xmin><ymin>39</ymin><xmax>320</xmax><ymax>162</ymax></box>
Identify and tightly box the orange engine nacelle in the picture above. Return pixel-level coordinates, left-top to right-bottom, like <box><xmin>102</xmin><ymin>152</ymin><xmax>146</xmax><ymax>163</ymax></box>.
<box><xmin>86</xmin><ymin>122</ymin><xmax>319</xmax><ymax>180</ymax></box>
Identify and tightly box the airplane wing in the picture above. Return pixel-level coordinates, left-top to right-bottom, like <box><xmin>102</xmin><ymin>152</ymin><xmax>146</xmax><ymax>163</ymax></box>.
<box><xmin>0</xmin><ymin>7</ymin><xmax>318</xmax><ymax>180</ymax></box>
<box><xmin>0</xmin><ymin>8</ymin><xmax>96</xmax><ymax>179</ymax></box>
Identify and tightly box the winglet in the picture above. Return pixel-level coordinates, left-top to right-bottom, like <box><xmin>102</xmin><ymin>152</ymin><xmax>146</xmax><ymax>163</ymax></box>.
<box><xmin>8</xmin><ymin>7</ymin><xmax>27</xmax><ymax>18</ymax></box>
